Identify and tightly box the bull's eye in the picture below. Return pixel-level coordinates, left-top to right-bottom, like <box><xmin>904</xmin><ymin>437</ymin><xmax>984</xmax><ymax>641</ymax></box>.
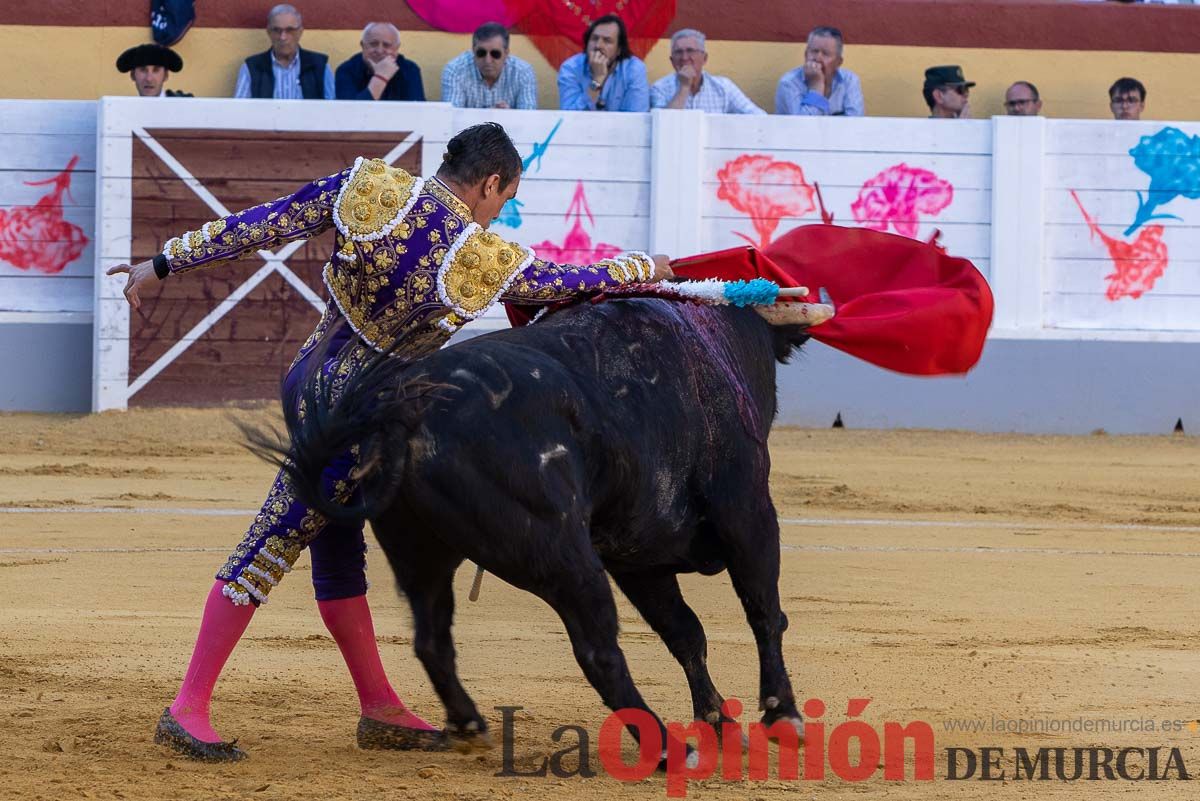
<box><xmin>459</xmin><ymin>281</ymin><xmax>478</xmax><ymax>298</ymax></box>
<box><xmin>355</xmin><ymin>180</ymin><xmax>375</xmax><ymax>196</ymax></box>
<box><xmin>379</xmin><ymin>189</ymin><xmax>398</xmax><ymax>208</ymax></box>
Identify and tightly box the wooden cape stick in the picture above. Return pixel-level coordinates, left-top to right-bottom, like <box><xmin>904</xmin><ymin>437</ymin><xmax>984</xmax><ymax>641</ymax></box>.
<box><xmin>469</xmin><ymin>564</ymin><xmax>485</xmax><ymax>602</ymax></box>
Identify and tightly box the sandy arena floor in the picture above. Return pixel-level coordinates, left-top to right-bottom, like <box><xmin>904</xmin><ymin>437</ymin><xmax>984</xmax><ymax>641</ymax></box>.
<box><xmin>1</xmin><ymin>408</ymin><xmax>1197</xmax><ymax>800</ymax></box>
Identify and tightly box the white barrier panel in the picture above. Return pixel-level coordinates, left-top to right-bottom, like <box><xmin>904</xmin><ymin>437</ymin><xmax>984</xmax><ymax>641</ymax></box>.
<box><xmin>1045</xmin><ymin>120</ymin><xmax>1200</xmax><ymax>333</ymax></box>
<box><xmin>0</xmin><ymin>101</ymin><xmax>96</xmax><ymax>316</ymax></box>
<box><xmin>87</xmin><ymin>98</ymin><xmax>1200</xmax><ymax>411</ymax></box>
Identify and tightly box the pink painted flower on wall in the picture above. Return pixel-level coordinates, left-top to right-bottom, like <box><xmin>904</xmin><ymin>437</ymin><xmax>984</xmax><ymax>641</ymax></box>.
<box><xmin>533</xmin><ymin>181</ymin><xmax>622</xmax><ymax>264</ymax></box>
<box><xmin>0</xmin><ymin>155</ymin><xmax>89</xmax><ymax>274</ymax></box>
<box><xmin>1070</xmin><ymin>190</ymin><xmax>1169</xmax><ymax>301</ymax></box>
<box><xmin>716</xmin><ymin>154</ymin><xmax>816</xmax><ymax>249</ymax></box>
<box><xmin>851</xmin><ymin>163</ymin><xmax>954</xmax><ymax>239</ymax></box>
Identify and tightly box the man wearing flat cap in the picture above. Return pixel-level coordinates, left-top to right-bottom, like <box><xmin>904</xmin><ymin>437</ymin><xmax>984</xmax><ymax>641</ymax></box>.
<box><xmin>116</xmin><ymin>44</ymin><xmax>191</xmax><ymax>97</ymax></box>
<box><xmin>923</xmin><ymin>65</ymin><xmax>974</xmax><ymax>119</ymax></box>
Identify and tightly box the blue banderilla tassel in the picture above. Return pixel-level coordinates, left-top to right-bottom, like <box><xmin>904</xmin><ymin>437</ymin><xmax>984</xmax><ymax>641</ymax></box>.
<box><xmin>722</xmin><ymin>278</ymin><xmax>781</xmax><ymax>307</ymax></box>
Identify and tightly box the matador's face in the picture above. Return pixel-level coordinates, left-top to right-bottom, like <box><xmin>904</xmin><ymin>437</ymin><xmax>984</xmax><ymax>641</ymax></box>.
<box><xmin>474</xmin><ymin>174</ymin><xmax>520</xmax><ymax>229</ymax></box>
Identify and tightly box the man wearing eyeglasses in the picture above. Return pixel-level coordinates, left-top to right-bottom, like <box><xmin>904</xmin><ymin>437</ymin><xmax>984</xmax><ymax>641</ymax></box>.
<box><xmin>1109</xmin><ymin>77</ymin><xmax>1146</xmax><ymax>121</ymax></box>
<box><xmin>649</xmin><ymin>29</ymin><xmax>764</xmax><ymax>114</ymax></box>
<box><xmin>441</xmin><ymin>22</ymin><xmax>537</xmax><ymax>109</ymax></box>
<box><xmin>923</xmin><ymin>65</ymin><xmax>975</xmax><ymax>119</ymax></box>
<box><xmin>234</xmin><ymin>4</ymin><xmax>334</xmax><ymax>99</ymax></box>
<box><xmin>335</xmin><ymin>22</ymin><xmax>425</xmax><ymax>101</ymax></box>
<box><xmin>1004</xmin><ymin>81</ymin><xmax>1042</xmax><ymax>116</ymax></box>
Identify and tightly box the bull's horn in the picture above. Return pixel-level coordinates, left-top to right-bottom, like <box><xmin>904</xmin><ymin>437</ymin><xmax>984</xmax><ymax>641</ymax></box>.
<box><xmin>754</xmin><ymin>302</ymin><xmax>835</xmax><ymax>327</ymax></box>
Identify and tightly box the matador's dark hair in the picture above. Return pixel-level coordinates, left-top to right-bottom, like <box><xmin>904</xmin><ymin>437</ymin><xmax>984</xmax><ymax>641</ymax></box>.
<box><xmin>436</xmin><ymin>122</ymin><xmax>522</xmax><ymax>190</ymax></box>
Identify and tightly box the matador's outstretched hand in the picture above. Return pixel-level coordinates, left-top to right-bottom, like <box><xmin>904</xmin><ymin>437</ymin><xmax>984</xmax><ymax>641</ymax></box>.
<box><xmin>107</xmin><ymin>259</ymin><xmax>158</xmax><ymax>310</ymax></box>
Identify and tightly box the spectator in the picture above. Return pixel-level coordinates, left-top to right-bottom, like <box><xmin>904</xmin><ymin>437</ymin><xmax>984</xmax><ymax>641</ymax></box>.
<box><xmin>649</xmin><ymin>28</ymin><xmax>764</xmax><ymax>114</ymax></box>
<box><xmin>776</xmin><ymin>26</ymin><xmax>864</xmax><ymax>116</ymax></box>
<box><xmin>234</xmin><ymin>4</ymin><xmax>334</xmax><ymax>99</ymax></box>
<box><xmin>558</xmin><ymin>14</ymin><xmax>649</xmax><ymax>112</ymax></box>
<box><xmin>1004</xmin><ymin>81</ymin><xmax>1042</xmax><ymax>116</ymax></box>
<box><xmin>1109</xmin><ymin>77</ymin><xmax>1146</xmax><ymax>120</ymax></box>
<box><xmin>440</xmin><ymin>22</ymin><xmax>536</xmax><ymax>109</ymax></box>
<box><xmin>336</xmin><ymin>22</ymin><xmax>425</xmax><ymax>101</ymax></box>
<box><xmin>116</xmin><ymin>44</ymin><xmax>191</xmax><ymax>97</ymax></box>
<box><xmin>923</xmin><ymin>65</ymin><xmax>974</xmax><ymax>119</ymax></box>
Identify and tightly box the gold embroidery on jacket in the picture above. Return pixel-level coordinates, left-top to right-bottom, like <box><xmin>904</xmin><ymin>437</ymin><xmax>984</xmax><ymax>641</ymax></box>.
<box><xmin>442</xmin><ymin>229</ymin><xmax>529</xmax><ymax>316</ymax></box>
<box><xmin>336</xmin><ymin>160</ymin><xmax>419</xmax><ymax>240</ymax></box>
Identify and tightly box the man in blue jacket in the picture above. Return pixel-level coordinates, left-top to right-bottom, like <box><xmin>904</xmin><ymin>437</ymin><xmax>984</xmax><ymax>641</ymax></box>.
<box><xmin>335</xmin><ymin>22</ymin><xmax>425</xmax><ymax>101</ymax></box>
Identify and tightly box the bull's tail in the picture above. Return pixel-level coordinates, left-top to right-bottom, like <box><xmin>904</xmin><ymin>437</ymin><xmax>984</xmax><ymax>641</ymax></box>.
<box><xmin>239</xmin><ymin>340</ymin><xmax>450</xmax><ymax>525</ymax></box>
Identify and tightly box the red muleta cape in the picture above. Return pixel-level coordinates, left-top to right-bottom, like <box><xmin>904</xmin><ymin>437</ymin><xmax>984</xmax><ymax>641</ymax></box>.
<box><xmin>508</xmin><ymin>224</ymin><xmax>994</xmax><ymax>376</ymax></box>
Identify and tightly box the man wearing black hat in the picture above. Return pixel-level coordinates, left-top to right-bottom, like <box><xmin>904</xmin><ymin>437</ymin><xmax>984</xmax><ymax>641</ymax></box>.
<box><xmin>116</xmin><ymin>43</ymin><xmax>191</xmax><ymax>97</ymax></box>
<box><xmin>922</xmin><ymin>65</ymin><xmax>974</xmax><ymax>119</ymax></box>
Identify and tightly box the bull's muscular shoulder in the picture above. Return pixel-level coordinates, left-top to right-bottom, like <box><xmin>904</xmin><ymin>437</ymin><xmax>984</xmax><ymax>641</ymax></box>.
<box><xmin>332</xmin><ymin>157</ymin><xmax>424</xmax><ymax>241</ymax></box>
<box><xmin>439</xmin><ymin>226</ymin><xmax>532</xmax><ymax>320</ymax></box>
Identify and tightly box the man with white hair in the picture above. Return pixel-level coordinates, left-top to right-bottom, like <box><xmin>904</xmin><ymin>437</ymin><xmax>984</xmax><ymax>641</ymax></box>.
<box><xmin>336</xmin><ymin>22</ymin><xmax>426</xmax><ymax>101</ymax></box>
<box><xmin>649</xmin><ymin>28</ymin><xmax>764</xmax><ymax>114</ymax></box>
<box><xmin>234</xmin><ymin>4</ymin><xmax>334</xmax><ymax>99</ymax></box>
<box><xmin>775</xmin><ymin>25</ymin><xmax>864</xmax><ymax>116</ymax></box>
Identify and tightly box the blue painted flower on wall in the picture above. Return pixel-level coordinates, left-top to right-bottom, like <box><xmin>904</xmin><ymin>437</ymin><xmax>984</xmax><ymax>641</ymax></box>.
<box><xmin>1125</xmin><ymin>126</ymin><xmax>1200</xmax><ymax>235</ymax></box>
<box><xmin>497</xmin><ymin>118</ymin><xmax>563</xmax><ymax>229</ymax></box>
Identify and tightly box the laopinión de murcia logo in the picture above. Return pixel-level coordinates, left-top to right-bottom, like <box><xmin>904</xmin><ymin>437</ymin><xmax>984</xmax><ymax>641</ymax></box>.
<box><xmin>495</xmin><ymin>699</ymin><xmax>1193</xmax><ymax>797</ymax></box>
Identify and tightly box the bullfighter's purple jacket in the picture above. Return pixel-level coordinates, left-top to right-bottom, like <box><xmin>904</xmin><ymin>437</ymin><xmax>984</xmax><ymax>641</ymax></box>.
<box><xmin>158</xmin><ymin>157</ymin><xmax>655</xmax><ymax>606</ymax></box>
<box><xmin>161</xmin><ymin>156</ymin><xmax>654</xmax><ymax>358</ymax></box>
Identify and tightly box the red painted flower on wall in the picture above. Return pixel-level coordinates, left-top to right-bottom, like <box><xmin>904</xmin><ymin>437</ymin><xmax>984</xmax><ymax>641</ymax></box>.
<box><xmin>533</xmin><ymin>181</ymin><xmax>622</xmax><ymax>264</ymax></box>
<box><xmin>851</xmin><ymin>163</ymin><xmax>954</xmax><ymax>239</ymax></box>
<box><xmin>716</xmin><ymin>154</ymin><xmax>816</xmax><ymax>250</ymax></box>
<box><xmin>0</xmin><ymin>155</ymin><xmax>89</xmax><ymax>274</ymax></box>
<box><xmin>1071</xmin><ymin>190</ymin><xmax>1169</xmax><ymax>301</ymax></box>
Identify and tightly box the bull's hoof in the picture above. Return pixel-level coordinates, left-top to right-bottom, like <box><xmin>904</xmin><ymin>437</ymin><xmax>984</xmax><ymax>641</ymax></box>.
<box><xmin>356</xmin><ymin>716</ymin><xmax>451</xmax><ymax>752</ymax></box>
<box><xmin>446</xmin><ymin>721</ymin><xmax>494</xmax><ymax>753</ymax></box>
<box><xmin>153</xmin><ymin>708</ymin><xmax>248</xmax><ymax>762</ymax></box>
<box><xmin>760</xmin><ymin>711</ymin><xmax>805</xmax><ymax>743</ymax></box>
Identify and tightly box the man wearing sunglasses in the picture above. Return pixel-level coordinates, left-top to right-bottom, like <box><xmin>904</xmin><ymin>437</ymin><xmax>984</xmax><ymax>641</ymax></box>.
<box><xmin>335</xmin><ymin>21</ymin><xmax>425</xmax><ymax>101</ymax></box>
<box><xmin>923</xmin><ymin>65</ymin><xmax>975</xmax><ymax>119</ymax></box>
<box><xmin>441</xmin><ymin>22</ymin><xmax>538</xmax><ymax>109</ymax></box>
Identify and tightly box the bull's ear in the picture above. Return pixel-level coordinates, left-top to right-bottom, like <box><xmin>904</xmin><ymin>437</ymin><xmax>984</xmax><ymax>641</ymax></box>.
<box><xmin>771</xmin><ymin>324</ymin><xmax>810</xmax><ymax>364</ymax></box>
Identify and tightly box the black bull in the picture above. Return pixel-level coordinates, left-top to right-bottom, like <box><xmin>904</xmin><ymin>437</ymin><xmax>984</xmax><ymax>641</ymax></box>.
<box><xmin>271</xmin><ymin>297</ymin><xmax>813</xmax><ymax>750</ymax></box>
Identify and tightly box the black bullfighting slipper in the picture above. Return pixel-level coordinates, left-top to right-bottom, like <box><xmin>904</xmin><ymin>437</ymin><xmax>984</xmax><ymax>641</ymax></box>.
<box><xmin>153</xmin><ymin>708</ymin><xmax>248</xmax><ymax>762</ymax></box>
<box><xmin>356</xmin><ymin>716</ymin><xmax>451</xmax><ymax>751</ymax></box>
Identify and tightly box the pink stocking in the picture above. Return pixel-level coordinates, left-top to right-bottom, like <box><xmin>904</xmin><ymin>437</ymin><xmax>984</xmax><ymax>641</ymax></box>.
<box><xmin>317</xmin><ymin>594</ymin><xmax>436</xmax><ymax>730</ymax></box>
<box><xmin>169</xmin><ymin>581</ymin><xmax>255</xmax><ymax>743</ymax></box>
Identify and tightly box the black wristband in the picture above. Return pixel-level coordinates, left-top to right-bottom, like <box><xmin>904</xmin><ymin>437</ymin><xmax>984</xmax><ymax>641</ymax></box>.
<box><xmin>153</xmin><ymin>253</ymin><xmax>170</xmax><ymax>280</ymax></box>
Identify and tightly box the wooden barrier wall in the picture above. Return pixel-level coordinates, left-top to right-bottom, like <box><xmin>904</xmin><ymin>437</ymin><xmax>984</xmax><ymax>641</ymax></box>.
<box><xmin>59</xmin><ymin>97</ymin><xmax>1200</xmax><ymax>410</ymax></box>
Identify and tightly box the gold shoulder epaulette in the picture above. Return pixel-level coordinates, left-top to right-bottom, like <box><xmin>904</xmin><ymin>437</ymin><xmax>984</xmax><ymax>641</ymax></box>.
<box><xmin>333</xmin><ymin>157</ymin><xmax>424</xmax><ymax>242</ymax></box>
<box><xmin>439</xmin><ymin>226</ymin><xmax>533</xmax><ymax>319</ymax></box>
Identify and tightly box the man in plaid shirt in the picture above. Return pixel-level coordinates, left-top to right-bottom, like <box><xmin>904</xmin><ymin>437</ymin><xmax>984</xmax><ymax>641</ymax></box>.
<box><xmin>441</xmin><ymin>22</ymin><xmax>538</xmax><ymax>109</ymax></box>
<box><xmin>649</xmin><ymin>28</ymin><xmax>764</xmax><ymax>114</ymax></box>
